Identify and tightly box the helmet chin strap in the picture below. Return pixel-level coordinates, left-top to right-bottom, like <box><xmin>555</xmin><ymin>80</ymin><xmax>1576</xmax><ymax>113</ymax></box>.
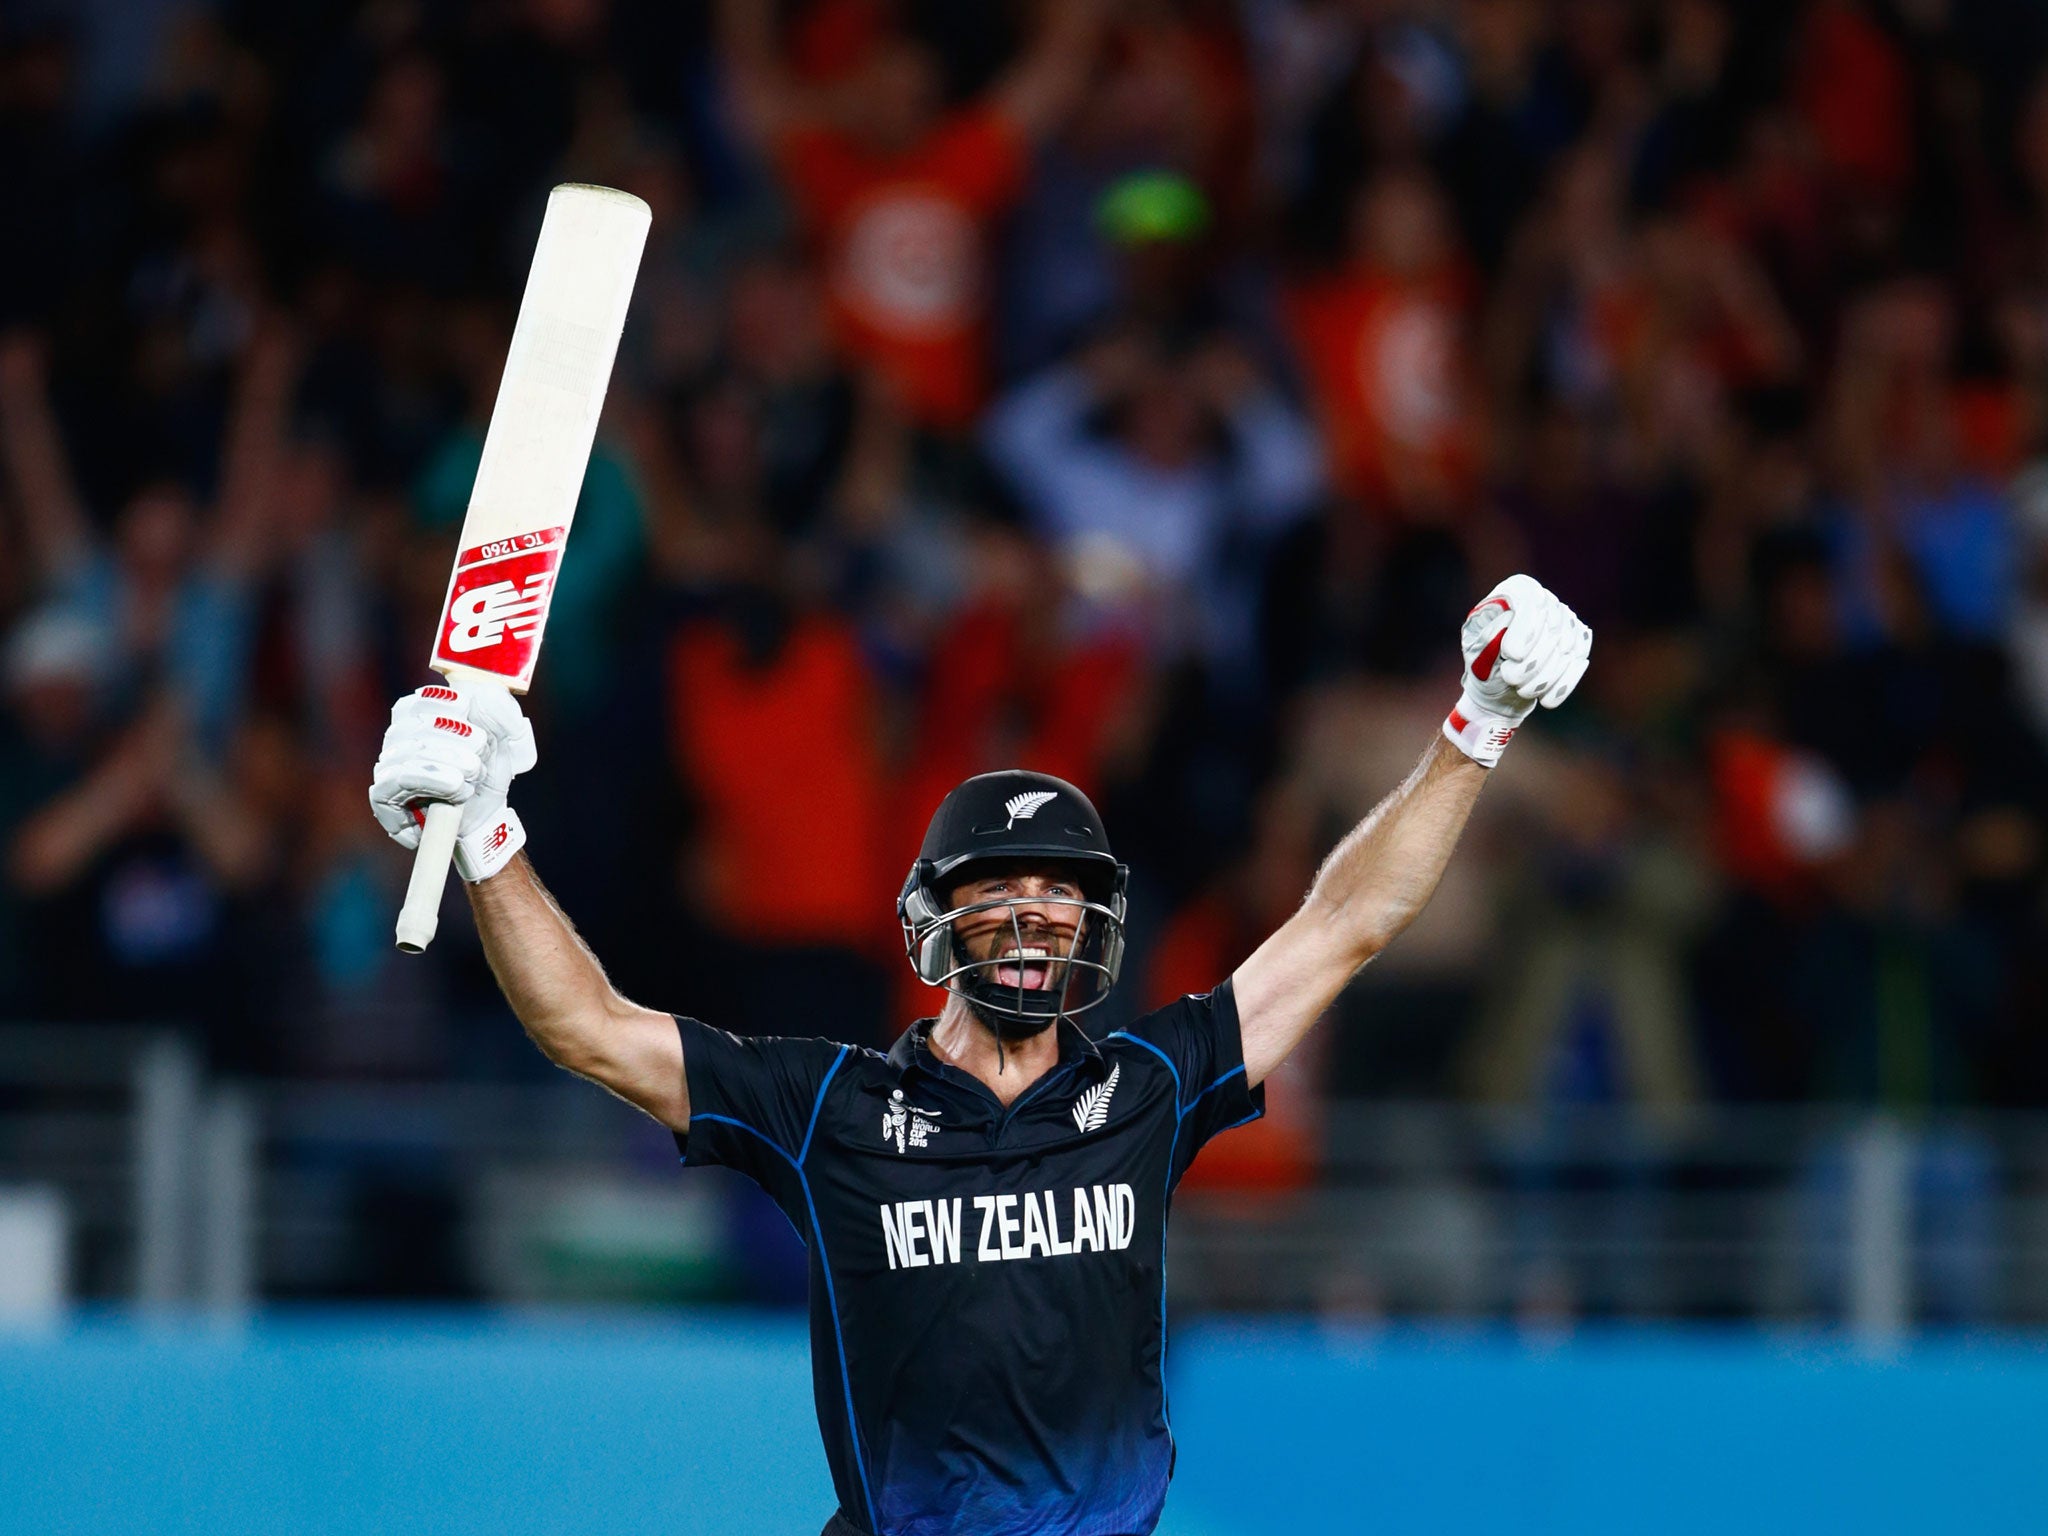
<box><xmin>965</xmin><ymin>999</ymin><xmax>1054</xmax><ymax>1078</ymax></box>
<box><xmin>965</xmin><ymin>997</ymin><xmax>1059</xmax><ymax>1042</ymax></box>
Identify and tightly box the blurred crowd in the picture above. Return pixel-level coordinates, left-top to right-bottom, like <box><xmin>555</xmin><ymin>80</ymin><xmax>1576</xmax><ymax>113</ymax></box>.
<box><xmin>4</xmin><ymin>0</ymin><xmax>2048</xmax><ymax>1143</ymax></box>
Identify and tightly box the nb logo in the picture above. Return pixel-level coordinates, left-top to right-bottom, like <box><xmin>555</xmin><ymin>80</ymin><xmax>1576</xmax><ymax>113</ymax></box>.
<box><xmin>445</xmin><ymin>573</ymin><xmax>553</xmax><ymax>653</ymax></box>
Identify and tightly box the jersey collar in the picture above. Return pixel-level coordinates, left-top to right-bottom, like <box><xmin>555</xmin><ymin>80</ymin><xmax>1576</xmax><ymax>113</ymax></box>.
<box><xmin>888</xmin><ymin>1015</ymin><xmax>1107</xmax><ymax>1086</ymax></box>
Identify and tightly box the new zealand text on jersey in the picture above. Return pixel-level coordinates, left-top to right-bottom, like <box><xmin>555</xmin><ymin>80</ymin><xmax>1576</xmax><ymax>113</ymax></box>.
<box><xmin>879</xmin><ymin>1183</ymin><xmax>1136</xmax><ymax>1270</ymax></box>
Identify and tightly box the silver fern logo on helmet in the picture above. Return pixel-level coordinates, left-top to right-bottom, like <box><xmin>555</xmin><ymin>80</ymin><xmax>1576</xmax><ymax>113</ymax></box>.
<box><xmin>1004</xmin><ymin>790</ymin><xmax>1057</xmax><ymax>828</ymax></box>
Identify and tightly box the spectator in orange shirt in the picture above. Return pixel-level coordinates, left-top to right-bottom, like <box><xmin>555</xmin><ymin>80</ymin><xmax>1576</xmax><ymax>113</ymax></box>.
<box><xmin>1285</xmin><ymin>167</ymin><xmax>1479</xmax><ymax>513</ymax></box>
<box><xmin>668</xmin><ymin>604</ymin><xmax>887</xmax><ymax>960</ymax></box>
<box><xmin>719</xmin><ymin>0</ymin><xmax>1102</xmax><ymax>432</ymax></box>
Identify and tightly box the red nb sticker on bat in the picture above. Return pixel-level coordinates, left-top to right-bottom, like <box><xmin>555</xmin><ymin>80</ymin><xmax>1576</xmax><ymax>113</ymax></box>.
<box><xmin>430</xmin><ymin>525</ymin><xmax>567</xmax><ymax>687</ymax></box>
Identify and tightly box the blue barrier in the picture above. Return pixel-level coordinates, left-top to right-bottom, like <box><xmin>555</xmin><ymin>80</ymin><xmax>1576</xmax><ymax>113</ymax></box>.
<box><xmin>1163</xmin><ymin>1323</ymin><xmax>2048</xmax><ymax>1535</ymax></box>
<box><xmin>0</xmin><ymin>1313</ymin><xmax>830</xmax><ymax>1534</ymax></box>
<box><xmin>2</xmin><ymin>1315</ymin><xmax>2045</xmax><ymax>1534</ymax></box>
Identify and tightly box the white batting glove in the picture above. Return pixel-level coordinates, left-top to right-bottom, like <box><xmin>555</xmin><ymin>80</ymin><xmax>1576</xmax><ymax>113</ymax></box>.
<box><xmin>368</xmin><ymin>681</ymin><xmax>538</xmax><ymax>881</ymax></box>
<box><xmin>1443</xmin><ymin>574</ymin><xmax>1592</xmax><ymax>767</ymax></box>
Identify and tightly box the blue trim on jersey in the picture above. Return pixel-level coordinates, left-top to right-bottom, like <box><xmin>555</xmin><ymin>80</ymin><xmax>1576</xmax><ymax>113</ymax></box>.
<box><xmin>1106</xmin><ymin>1030</ymin><xmax>1182</xmax><ymax>1108</ymax></box>
<box><xmin>1155</xmin><ymin>1107</ymin><xmax>1182</xmax><ymax>1461</ymax></box>
<box><xmin>1106</xmin><ymin>1029</ymin><xmax>1198</xmax><ymax>1460</ymax></box>
<box><xmin>1190</xmin><ymin>1062</ymin><xmax>1247</xmax><ymax>1108</ymax></box>
<box><xmin>1104</xmin><ymin>1035</ymin><xmax>1265</xmax><ymax>1473</ymax></box>
<box><xmin>801</xmin><ymin>1046</ymin><xmax>850</xmax><ymax>1165</ymax></box>
<box><xmin>794</xmin><ymin>1048</ymin><xmax>874</xmax><ymax>1532</ymax></box>
<box><xmin>1105</xmin><ymin>1034</ymin><xmax>1251</xmax><ymax>1127</ymax></box>
<box><xmin>687</xmin><ymin>1113</ymin><xmax>791</xmax><ymax>1162</ymax></box>
<box><xmin>798</xmin><ymin>1162</ymin><xmax>875</xmax><ymax>1533</ymax></box>
<box><xmin>683</xmin><ymin>1092</ymin><xmax>881</xmax><ymax>1535</ymax></box>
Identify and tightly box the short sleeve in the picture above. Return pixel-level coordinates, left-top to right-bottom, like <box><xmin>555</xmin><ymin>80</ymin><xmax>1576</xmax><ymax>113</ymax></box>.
<box><xmin>1120</xmin><ymin>978</ymin><xmax>1265</xmax><ymax>1185</ymax></box>
<box><xmin>673</xmin><ymin>1016</ymin><xmax>847</xmax><ymax>1190</ymax></box>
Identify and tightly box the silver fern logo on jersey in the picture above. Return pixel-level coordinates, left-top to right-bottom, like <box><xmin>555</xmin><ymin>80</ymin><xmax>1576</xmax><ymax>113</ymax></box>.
<box><xmin>1072</xmin><ymin>1063</ymin><xmax>1120</xmax><ymax>1133</ymax></box>
<box><xmin>1003</xmin><ymin>790</ymin><xmax>1057</xmax><ymax>828</ymax></box>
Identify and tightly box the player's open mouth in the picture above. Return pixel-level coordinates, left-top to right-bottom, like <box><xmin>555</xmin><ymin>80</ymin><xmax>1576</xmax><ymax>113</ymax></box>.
<box><xmin>993</xmin><ymin>945</ymin><xmax>1057</xmax><ymax>990</ymax></box>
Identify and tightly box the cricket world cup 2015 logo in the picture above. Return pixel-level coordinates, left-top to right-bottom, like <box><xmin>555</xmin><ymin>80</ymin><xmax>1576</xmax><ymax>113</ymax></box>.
<box><xmin>883</xmin><ymin>1089</ymin><xmax>941</xmax><ymax>1154</ymax></box>
<box><xmin>432</xmin><ymin>526</ymin><xmax>567</xmax><ymax>687</ymax></box>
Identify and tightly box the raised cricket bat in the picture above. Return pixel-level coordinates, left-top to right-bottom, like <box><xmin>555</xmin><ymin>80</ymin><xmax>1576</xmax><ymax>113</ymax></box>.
<box><xmin>394</xmin><ymin>183</ymin><xmax>650</xmax><ymax>953</ymax></box>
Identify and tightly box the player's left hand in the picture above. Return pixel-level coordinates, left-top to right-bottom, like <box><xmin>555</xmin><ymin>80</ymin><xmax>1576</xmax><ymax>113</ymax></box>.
<box><xmin>1442</xmin><ymin>573</ymin><xmax>1592</xmax><ymax>767</ymax></box>
<box><xmin>369</xmin><ymin>682</ymin><xmax>537</xmax><ymax>881</ymax></box>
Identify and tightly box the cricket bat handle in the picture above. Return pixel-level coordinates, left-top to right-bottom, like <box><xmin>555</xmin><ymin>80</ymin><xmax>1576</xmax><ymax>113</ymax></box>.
<box><xmin>395</xmin><ymin>801</ymin><xmax>462</xmax><ymax>953</ymax></box>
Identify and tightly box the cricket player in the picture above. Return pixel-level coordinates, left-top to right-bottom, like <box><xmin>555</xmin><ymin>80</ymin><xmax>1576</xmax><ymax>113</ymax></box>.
<box><xmin>368</xmin><ymin>573</ymin><xmax>1591</xmax><ymax>1536</ymax></box>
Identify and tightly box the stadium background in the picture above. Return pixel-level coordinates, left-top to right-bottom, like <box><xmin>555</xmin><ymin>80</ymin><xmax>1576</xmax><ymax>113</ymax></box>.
<box><xmin>3</xmin><ymin>0</ymin><xmax>2048</xmax><ymax>1529</ymax></box>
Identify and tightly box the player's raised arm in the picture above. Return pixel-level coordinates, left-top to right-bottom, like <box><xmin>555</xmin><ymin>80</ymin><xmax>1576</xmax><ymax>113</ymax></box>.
<box><xmin>368</xmin><ymin>683</ymin><xmax>687</xmax><ymax>1129</ymax></box>
<box><xmin>1232</xmin><ymin>574</ymin><xmax>1592</xmax><ymax>1087</ymax></box>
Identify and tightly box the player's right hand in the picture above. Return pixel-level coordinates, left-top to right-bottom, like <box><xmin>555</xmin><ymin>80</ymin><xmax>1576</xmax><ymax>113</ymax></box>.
<box><xmin>1443</xmin><ymin>574</ymin><xmax>1592</xmax><ymax>768</ymax></box>
<box><xmin>369</xmin><ymin>682</ymin><xmax>537</xmax><ymax>881</ymax></box>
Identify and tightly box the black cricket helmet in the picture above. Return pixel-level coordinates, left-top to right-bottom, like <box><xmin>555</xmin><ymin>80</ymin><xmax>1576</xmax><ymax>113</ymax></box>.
<box><xmin>898</xmin><ymin>770</ymin><xmax>1129</xmax><ymax>1028</ymax></box>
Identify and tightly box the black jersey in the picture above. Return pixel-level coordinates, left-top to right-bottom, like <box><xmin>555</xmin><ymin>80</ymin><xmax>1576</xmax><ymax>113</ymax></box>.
<box><xmin>673</xmin><ymin>980</ymin><xmax>1264</xmax><ymax>1536</ymax></box>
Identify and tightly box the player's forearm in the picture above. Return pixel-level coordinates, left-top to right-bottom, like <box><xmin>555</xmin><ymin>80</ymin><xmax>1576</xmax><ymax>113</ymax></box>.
<box><xmin>1303</xmin><ymin>735</ymin><xmax>1486</xmax><ymax>963</ymax></box>
<box><xmin>466</xmin><ymin>853</ymin><xmax>640</xmax><ymax>1076</ymax></box>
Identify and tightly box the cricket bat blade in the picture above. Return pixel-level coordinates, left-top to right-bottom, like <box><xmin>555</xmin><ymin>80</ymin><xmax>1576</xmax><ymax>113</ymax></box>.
<box><xmin>395</xmin><ymin>183</ymin><xmax>649</xmax><ymax>952</ymax></box>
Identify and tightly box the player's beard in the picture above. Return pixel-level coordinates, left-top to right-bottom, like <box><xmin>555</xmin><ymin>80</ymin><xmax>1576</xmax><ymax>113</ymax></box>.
<box><xmin>966</xmin><ymin>994</ymin><xmax>1061</xmax><ymax>1041</ymax></box>
<box><xmin>952</xmin><ymin>923</ymin><xmax>1072</xmax><ymax>1040</ymax></box>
